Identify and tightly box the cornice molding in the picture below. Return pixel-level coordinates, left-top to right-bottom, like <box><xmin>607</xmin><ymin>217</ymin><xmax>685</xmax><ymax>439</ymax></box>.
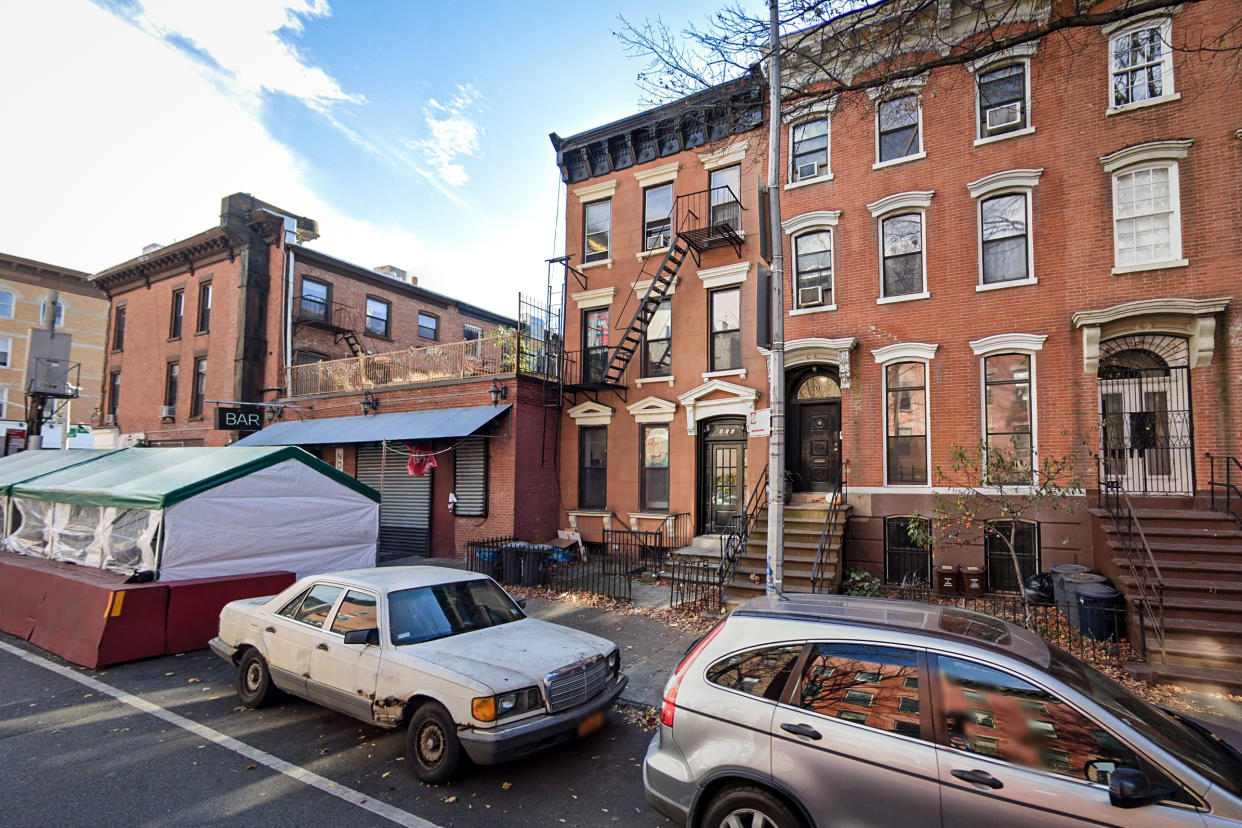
<box><xmin>867</xmin><ymin>191</ymin><xmax>934</xmax><ymax>218</ymax></box>
<box><xmin>872</xmin><ymin>342</ymin><xmax>939</xmax><ymax>364</ymax></box>
<box><xmin>633</xmin><ymin>161</ymin><xmax>680</xmax><ymax>187</ymax></box>
<box><xmin>572</xmin><ymin>179</ymin><xmax>618</xmax><ymax>202</ymax></box>
<box><xmin>782</xmin><ymin>210</ymin><xmax>842</xmax><ymax>236</ymax></box>
<box><xmin>969</xmin><ymin>333</ymin><xmax>1048</xmax><ymax>357</ymax></box>
<box><xmin>1099</xmin><ymin>139</ymin><xmax>1193</xmax><ymax>173</ymax></box>
<box><xmin>966</xmin><ymin>169</ymin><xmax>1043</xmax><ymax>199</ymax></box>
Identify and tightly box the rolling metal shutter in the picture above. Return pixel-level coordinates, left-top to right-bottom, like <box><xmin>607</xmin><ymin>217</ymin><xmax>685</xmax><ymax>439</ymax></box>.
<box><xmin>356</xmin><ymin>442</ymin><xmax>432</xmax><ymax>560</ymax></box>
<box><xmin>453</xmin><ymin>437</ymin><xmax>487</xmax><ymax>517</ymax></box>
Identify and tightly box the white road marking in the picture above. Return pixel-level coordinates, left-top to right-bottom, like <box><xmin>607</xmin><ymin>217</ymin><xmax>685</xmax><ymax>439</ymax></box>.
<box><xmin>0</xmin><ymin>640</ymin><xmax>441</xmax><ymax>828</ymax></box>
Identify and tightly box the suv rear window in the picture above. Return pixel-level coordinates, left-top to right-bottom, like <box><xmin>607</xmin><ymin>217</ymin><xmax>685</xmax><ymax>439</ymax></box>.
<box><xmin>706</xmin><ymin>645</ymin><xmax>802</xmax><ymax>701</ymax></box>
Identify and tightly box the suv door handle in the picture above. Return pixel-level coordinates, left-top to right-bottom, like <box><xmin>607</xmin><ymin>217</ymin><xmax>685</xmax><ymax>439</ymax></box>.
<box><xmin>264</xmin><ymin>626</ymin><xmax>276</xmax><ymax>633</ymax></box>
<box><xmin>316</xmin><ymin>642</ymin><xmax>329</xmax><ymax>651</ymax></box>
<box><xmin>952</xmin><ymin>769</ymin><xmax>1004</xmax><ymax>789</ymax></box>
<box><xmin>780</xmin><ymin>722</ymin><xmax>822</xmax><ymax>741</ymax></box>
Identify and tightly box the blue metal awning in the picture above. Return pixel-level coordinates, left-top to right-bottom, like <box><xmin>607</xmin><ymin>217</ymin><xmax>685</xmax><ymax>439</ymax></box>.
<box><xmin>233</xmin><ymin>404</ymin><xmax>510</xmax><ymax>446</ymax></box>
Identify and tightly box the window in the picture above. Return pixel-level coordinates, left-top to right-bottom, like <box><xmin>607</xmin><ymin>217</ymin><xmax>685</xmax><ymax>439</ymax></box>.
<box><xmin>108</xmin><ymin>371</ymin><xmax>121</xmax><ymax>417</ymax></box>
<box><xmin>709</xmin><ymin>288</ymin><xmax>741</xmax><ymax>372</ymax></box>
<box><xmin>877</xmin><ymin>95</ymin><xmax>921</xmax><ymax>163</ymax></box>
<box><xmin>642</xmin><ymin>299</ymin><xmax>672</xmax><ymax>378</ymax></box>
<box><xmin>583</xmin><ymin>199</ymin><xmax>611</xmax><ymax>263</ymax></box>
<box><xmin>884</xmin><ymin>362</ymin><xmax>928</xmax><ymax>485</ymax></box>
<box><xmin>881</xmin><ymin>213</ymin><xmax>924</xmax><ymax>298</ymax></box>
<box><xmin>578</xmin><ymin>425</ymin><xmax>607</xmax><ymax>509</ymax></box>
<box><xmin>643</xmin><ymin>184</ymin><xmax>673</xmax><ymax>251</ymax></box>
<box><xmin>170</xmin><ymin>289</ymin><xmax>185</xmax><ymax>339</ymax></box>
<box><xmin>1113</xmin><ymin>164</ymin><xmax>1180</xmax><ymax>268</ymax></box>
<box><xmin>885</xmin><ymin>516</ymin><xmax>931</xmax><ymax>585</ymax></box>
<box><xmin>190</xmin><ymin>357</ymin><xmax>207</xmax><ymax>419</ymax></box>
<box><xmin>1110</xmin><ymin>18</ymin><xmax>1173</xmax><ymax>109</ymax></box>
<box><xmin>464</xmin><ymin>324</ymin><xmax>483</xmax><ymax>359</ymax></box>
<box><xmin>164</xmin><ymin>362</ymin><xmax>179</xmax><ymax>415</ymax></box>
<box><xmin>300</xmin><ymin>278</ymin><xmax>329</xmax><ymax>321</ymax></box>
<box><xmin>640</xmin><ymin>424</ymin><xmax>670</xmax><ymax>511</ymax></box>
<box><xmin>0</xmin><ymin>337</ymin><xmax>10</xmax><ymax>368</ymax></box>
<box><xmin>0</xmin><ymin>388</ymin><xmax>7</xmax><ymax>420</ymax></box>
<box><xmin>292</xmin><ymin>584</ymin><xmax>344</xmax><ymax>628</ymax></box>
<box><xmin>935</xmin><ymin>655</ymin><xmax>1141</xmax><ymax>785</ymax></box>
<box><xmin>795</xmin><ymin>643</ymin><xmax>924</xmax><ymax>739</ymax></box>
<box><xmin>417</xmin><ymin>312</ymin><xmax>439</xmax><ymax>341</ymax></box>
<box><xmin>710</xmin><ymin>165</ymin><xmax>741</xmax><ymax>231</ymax></box>
<box><xmin>277</xmin><ymin>587</ymin><xmax>311</xmax><ymax>619</ymax></box>
<box><xmin>985</xmin><ymin>520</ymin><xmax>1039</xmax><ymax>592</ymax></box>
<box><xmin>794</xmin><ymin>231</ymin><xmax>833</xmax><ymax>308</ymax></box>
<box><xmin>329</xmin><ymin>590</ymin><xmax>379</xmax><ymax>635</ymax></box>
<box><xmin>583</xmin><ymin>308</ymin><xmax>609</xmax><ymax>384</ymax></box>
<box><xmin>365</xmin><ymin>297</ymin><xmax>391</xmax><ymax>338</ymax></box>
<box><xmin>294</xmin><ymin>349</ymin><xmax>330</xmax><ymax>366</ymax></box>
<box><xmin>454</xmin><ymin>437</ymin><xmax>487</xmax><ymax>517</ymax></box>
<box><xmin>112</xmin><ymin>307</ymin><xmax>126</xmax><ymax>351</ymax></box>
<box><xmin>791</xmin><ymin>119</ymin><xmax>829</xmax><ymax>180</ymax></box>
<box><xmin>706</xmin><ymin>645</ymin><xmax>802</xmax><ymax>700</ymax></box>
<box><xmin>978</xmin><ymin>64</ymin><xmax>1027</xmax><ymax>138</ymax></box>
<box><xmin>984</xmin><ymin>353</ymin><xmax>1033</xmax><ymax>482</ymax></box>
<box><xmin>980</xmin><ymin>194</ymin><xmax>1030</xmax><ymax>284</ymax></box>
<box><xmin>40</xmin><ymin>299</ymin><xmax>65</xmax><ymax>327</ymax></box>
<box><xmin>0</xmin><ymin>290</ymin><xmax>12</xmax><ymax>319</ymax></box>
<box><xmin>196</xmin><ymin>282</ymin><xmax>212</xmax><ymax>333</ymax></box>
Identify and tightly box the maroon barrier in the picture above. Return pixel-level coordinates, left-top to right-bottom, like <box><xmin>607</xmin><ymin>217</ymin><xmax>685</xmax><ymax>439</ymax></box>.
<box><xmin>163</xmin><ymin>571</ymin><xmax>295</xmax><ymax>655</ymax></box>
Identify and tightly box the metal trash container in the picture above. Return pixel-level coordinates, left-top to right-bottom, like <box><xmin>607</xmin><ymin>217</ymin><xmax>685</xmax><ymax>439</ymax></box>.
<box><xmin>1023</xmin><ymin>572</ymin><xmax>1055</xmax><ymax>606</ymax></box>
<box><xmin>500</xmin><ymin>542</ymin><xmax>528</xmax><ymax>585</ymax></box>
<box><xmin>1050</xmin><ymin>563</ymin><xmax>1092</xmax><ymax>610</ymax></box>
<box><xmin>1071</xmin><ymin>581</ymin><xmax>1125</xmax><ymax>641</ymax></box>
<box><xmin>936</xmin><ymin>565</ymin><xmax>962</xmax><ymax>596</ymax></box>
<box><xmin>474</xmin><ymin>544</ymin><xmax>501</xmax><ymax>579</ymax></box>
<box><xmin>962</xmin><ymin>565</ymin><xmax>986</xmax><ymax>598</ymax></box>
<box><xmin>1061</xmin><ymin>572</ymin><xmax>1106</xmax><ymax>628</ymax></box>
<box><xmin>523</xmin><ymin>544</ymin><xmax>554</xmax><ymax>586</ymax></box>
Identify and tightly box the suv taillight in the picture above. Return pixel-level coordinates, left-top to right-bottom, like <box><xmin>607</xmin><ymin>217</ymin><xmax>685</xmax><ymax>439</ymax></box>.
<box><xmin>659</xmin><ymin>621</ymin><xmax>725</xmax><ymax>728</ymax></box>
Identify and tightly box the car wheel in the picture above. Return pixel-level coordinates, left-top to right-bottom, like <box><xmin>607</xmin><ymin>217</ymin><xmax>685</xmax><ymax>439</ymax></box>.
<box><xmin>406</xmin><ymin>701</ymin><xmax>462</xmax><ymax>784</ymax></box>
<box><xmin>236</xmin><ymin>647</ymin><xmax>278</xmax><ymax>709</ymax></box>
<box><xmin>701</xmin><ymin>785</ymin><xmax>803</xmax><ymax>828</ymax></box>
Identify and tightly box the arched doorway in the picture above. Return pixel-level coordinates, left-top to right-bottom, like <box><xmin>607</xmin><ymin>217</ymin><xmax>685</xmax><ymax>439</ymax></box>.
<box><xmin>787</xmin><ymin>368</ymin><xmax>842</xmax><ymax>493</ymax></box>
<box><xmin>1098</xmin><ymin>334</ymin><xmax>1192</xmax><ymax>494</ymax></box>
<box><xmin>698</xmin><ymin>416</ymin><xmax>747</xmax><ymax>534</ymax></box>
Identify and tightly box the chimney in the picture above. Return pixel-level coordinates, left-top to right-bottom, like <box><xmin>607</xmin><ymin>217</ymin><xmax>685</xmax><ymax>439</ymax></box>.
<box><xmin>143</xmin><ymin>243</ymin><xmax>162</xmax><ymax>255</ymax></box>
<box><xmin>375</xmin><ymin>265</ymin><xmax>415</xmax><ymax>284</ymax></box>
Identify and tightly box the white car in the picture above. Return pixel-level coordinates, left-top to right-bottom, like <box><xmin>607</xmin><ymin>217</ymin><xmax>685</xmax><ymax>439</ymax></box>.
<box><xmin>210</xmin><ymin>566</ymin><xmax>626</xmax><ymax>782</ymax></box>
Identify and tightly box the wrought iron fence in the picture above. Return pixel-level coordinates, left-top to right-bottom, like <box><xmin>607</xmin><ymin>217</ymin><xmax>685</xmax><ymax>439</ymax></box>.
<box><xmin>603</xmin><ymin>513</ymin><xmax>690</xmax><ymax>569</ymax></box>
<box><xmin>546</xmin><ymin>545</ymin><xmax>638</xmax><ymax>602</ymax></box>
<box><xmin>1207</xmin><ymin>452</ymin><xmax>1242</xmax><ymax>529</ymax></box>
<box><xmin>287</xmin><ymin>334</ymin><xmax>515</xmax><ymax>396</ymax></box>
<box><xmin>668</xmin><ymin>555</ymin><xmax>724</xmax><ymax>613</ymax></box>
<box><xmin>466</xmin><ymin>535</ymin><xmax>638</xmax><ymax>602</ymax></box>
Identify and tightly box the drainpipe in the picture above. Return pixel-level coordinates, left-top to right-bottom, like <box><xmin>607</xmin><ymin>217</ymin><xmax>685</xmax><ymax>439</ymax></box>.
<box><xmin>765</xmin><ymin>0</ymin><xmax>786</xmax><ymax>596</ymax></box>
<box><xmin>284</xmin><ymin>236</ymin><xmax>295</xmax><ymax>397</ymax></box>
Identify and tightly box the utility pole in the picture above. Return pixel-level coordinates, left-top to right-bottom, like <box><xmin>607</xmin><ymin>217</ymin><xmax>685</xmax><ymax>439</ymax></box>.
<box><xmin>764</xmin><ymin>0</ymin><xmax>786</xmax><ymax>596</ymax></box>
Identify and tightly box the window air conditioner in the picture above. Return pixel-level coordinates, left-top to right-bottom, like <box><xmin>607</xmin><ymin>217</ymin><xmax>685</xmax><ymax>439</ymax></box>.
<box><xmin>104</xmin><ymin>414</ymin><xmax>116</xmax><ymax>425</ymax></box>
<box><xmin>159</xmin><ymin>405</ymin><xmax>175</xmax><ymax>418</ymax></box>
<box><xmin>646</xmin><ymin>232</ymin><xmax>670</xmax><ymax>251</ymax></box>
<box><xmin>798</xmin><ymin>285</ymin><xmax>825</xmax><ymax>307</ymax></box>
<box><xmin>797</xmin><ymin>161</ymin><xmax>819</xmax><ymax>180</ymax></box>
<box><xmin>985</xmin><ymin>102</ymin><xmax>1022</xmax><ymax>132</ymax></box>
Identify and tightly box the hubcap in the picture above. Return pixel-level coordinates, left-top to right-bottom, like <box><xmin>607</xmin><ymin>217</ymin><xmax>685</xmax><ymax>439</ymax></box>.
<box><xmin>418</xmin><ymin>721</ymin><xmax>444</xmax><ymax>765</ymax></box>
<box><xmin>721</xmin><ymin>809</ymin><xmax>775</xmax><ymax>828</ymax></box>
<box><xmin>244</xmin><ymin>661</ymin><xmax>263</xmax><ymax>693</ymax></box>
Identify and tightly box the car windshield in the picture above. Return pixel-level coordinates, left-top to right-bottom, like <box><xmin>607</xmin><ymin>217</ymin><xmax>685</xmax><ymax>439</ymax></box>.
<box><xmin>1048</xmin><ymin>647</ymin><xmax>1242</xmax><ymax>796</ymax></box>
<box><xmin>388</xmin><ymin>579</ymin><xmax>524</xmax><ymax>646</ymax></box>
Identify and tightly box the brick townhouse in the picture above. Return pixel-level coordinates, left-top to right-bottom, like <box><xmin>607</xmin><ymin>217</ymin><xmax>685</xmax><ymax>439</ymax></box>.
<box><xmin>554</xmin><ymin>0</ymin><xmax>1241</xmax><ymax>684</ymax></box>
<box><xmin>91</xmin><ymin>192</ymin><xmax>551</xmax><ymax>560</ymax></box>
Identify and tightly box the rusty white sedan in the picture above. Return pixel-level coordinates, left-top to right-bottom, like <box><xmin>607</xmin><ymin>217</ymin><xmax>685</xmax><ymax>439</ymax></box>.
<box><xmin>210</xmin><ymin>566</ymin><xmax>625</xmax><ymax>782</ymax></box>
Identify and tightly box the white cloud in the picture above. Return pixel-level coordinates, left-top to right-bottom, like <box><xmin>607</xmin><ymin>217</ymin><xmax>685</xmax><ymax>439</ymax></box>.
<box><xmin>409</xmin><ymin>84</ymin><xmax>484</xmax><ymax>188</ymax></box>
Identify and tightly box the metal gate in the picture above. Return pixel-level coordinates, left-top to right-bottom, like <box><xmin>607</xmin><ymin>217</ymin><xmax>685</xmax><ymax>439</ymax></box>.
<box><xmin>1098</xmin><ymin>335</ymin><xmax>1193</xmax><ymax>496</ymax></box>
<box><xmin>356</xmin><ymin>442</ymin><xmax>432</xmax><ymax>560</ymax></box>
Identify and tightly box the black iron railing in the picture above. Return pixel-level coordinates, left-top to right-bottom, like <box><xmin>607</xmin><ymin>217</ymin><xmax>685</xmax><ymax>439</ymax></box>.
<box><xmin>811</xmin><ymin>474</ymin><xmax>847</xmax><ymax>594</ymax></box>
<box><xmin>1206</xmin><ymin>452</ymin><xmax>1242</xmax><ymax>529</ymax></box>
<box><xmin>674</xmin><ymin>185</ymin><xmax>744</xmax><ymax>254</ymax></box>
<box><xmin>467</xmin><ymin>535</ymin><xmax>636</xmax><ymax>602</ymax></box>
<box><xmin>295</xmin><ymin>295</ymin><xmax>359</xmax><ymax>331</ymax></box>
<box><xmin>603</xmin><ymin>513</ymin><xmax>690</xmax><ymax>569</ymax></box>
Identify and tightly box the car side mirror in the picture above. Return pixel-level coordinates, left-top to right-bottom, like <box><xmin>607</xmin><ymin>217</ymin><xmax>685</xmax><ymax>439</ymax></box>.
<box><xmin>1108</xmin><ymin>767</ymin><xmax>1177</xmax><ymax>809</ymax></box>
<box><xmin>517</xmin><ymin>598</ymin><xmax>527</xmax><ymax>610</ymax></box>
<box><xmin>343</xmin><ymin>628</ymin><xmax>380</xmax><ymax>646</ymax></box>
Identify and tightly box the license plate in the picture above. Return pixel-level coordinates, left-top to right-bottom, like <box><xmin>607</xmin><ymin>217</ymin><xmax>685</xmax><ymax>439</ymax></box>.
<box><xmin>576</xmin><ymin>711</ymin><xmax>604</xmax><ymax>738</ymax></box>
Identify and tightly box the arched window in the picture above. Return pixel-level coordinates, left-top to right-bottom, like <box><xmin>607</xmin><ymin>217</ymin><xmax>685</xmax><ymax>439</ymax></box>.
<box><xmin>795</xmin><ymin>374</ymin><xmax>841</xmax><ymax>400</ymax></box>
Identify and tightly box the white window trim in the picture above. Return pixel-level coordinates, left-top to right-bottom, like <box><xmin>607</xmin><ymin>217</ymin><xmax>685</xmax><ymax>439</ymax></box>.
<box><xmin>872</xmin><ymin>342</ymin><xmax>938</xmax><ymax>364</ymax></box>
<box><xmin>0</xmin><ymin>336</ymin><xmax>10</xmax><ymax>368</ymax></box>
<box><xmin>698</xmin><ymin>261</ymin><xmax>750</xmax><ymax>289</ymax></box>
<box><xmin>580</xmin><ymin>258</ymin><xmax>612</xmax><ymax>271</ymax></box>
<box><xmin>1099</xmin><ymin>139</ymin><xmax>1193</xmax><ymax>173</ymax></box>
<box><xmin>787</xmin><ymin>115</ymin><xmax>832</xmax><ymax>186</ymax></box>
<box><xmin>969</xmin><ymin>333</ymin><xmax>1047</xmax><ymax>357</ymax></box>
<box><xmin>634</xmin><ymin>376</ymin><xmax>676</xmax><ymax>388</ymax></box>
<box><xmin>790</xmin><ymin>305</ymin><xmax>837</xmax><ymax>317</ymax></box>
<box><xmin>782</xmin><ymin>210</ymin><xmax>841</xmax><ymax>236</ymax></box>
<box><xmin>582</xmin><ymin>197</ymin><xmax>613</xmax><ymax>268</ymax></box>
<box><xmin>701</xmin><ymin>368</ymin><xmax>747</xmax><ymax>382</ymax></box>
<box><xmin>976</xmin><ymin>277</ymin><xmax>1037</xmax><ymax>293</ymax></box>
<box><xmin>633</xmin><ymin>161</ymin><xmax>679</xmax><ymax>187</ymax></box>
<box><xmin>968</xmin><ymin>169</ymin><xmax>1042</xmax><ymax>289</ymax></box>
<box><xmin>972</xmin><ymin>53</ymin><xmax>1035</xmax><ymax>144</ymax></box>
<box><xmin>573</xmin><ymin>179</ymin><xmax>618</xmax><ymax>202</ymax></box>
<box><xmin>571</xmin><ymin>286</ymin><xmax>615</xmax><ymax>310</ymax></box>
<box><xmin>872</xmin><ymin>89</ymin><xmax>925</xmax><ymax>168</ymax></box>
<box><xmin>567</xmin><ymin>400</ymin><xmax>614</xmax><ymax>426</ymax></box>
<box><xmin>976</xmin><ymin>349</ymin><xmax>1041</xmax><ymax>486</ymax></box>
<box><xmin>699</xmin><ymin>140</ymin><xmax>749</xmax><ymax>171</ymax></box>
<box><xmin>636</xmin><ymin>247</ymin><xmax>669</xmax><ymax>262</ymax></box>
<box><xmin>867</xmin><ymin>194</ymin><xmax>932</xmax><ymax>303</ymax></box>
<box><xmin>1105</xmin><ymin>16</ymin><xmax>1176</xmax><ymax>114</ymax></box>
<box><xmin>874</xmin><ymin>352</ymin><xmax>934</xmax><ymax>488</ymax></box>
<box><xmin>1108</xmin><ymin>159</ymin><xmax>1185</xmax><ymax>273</ymax></box>
<box><xmin>974</xmin><ymin>125</ymin><xmax>1036</xmax><ymax>148</ymax></box>
<box><xmin>790</xmin><ymin>228</ymin><xmax>836</xmax><ymax>311</ymax></box>
<box><xmin>0</xmin><ymin>388</ymin><xmax>7</xmax><ymax>421</ymax></box>
<box><xmin>627</xmin><ymin>396</ymin><xmax>677</xmax><ymax>424</ymax></box>
<box><xmin>633</xmin><ymin>276</ymin><xmax>678</xmax><ymax>296</ymax></box>
<box><xmin>677</xmin><ymin>378</ymin><xmax>759</xmax><ymax>435</ymax></box>
<box><xmin>867</xmin><ymin>191</ymin><xmax>934</xmax><ymax>217</ymax></box>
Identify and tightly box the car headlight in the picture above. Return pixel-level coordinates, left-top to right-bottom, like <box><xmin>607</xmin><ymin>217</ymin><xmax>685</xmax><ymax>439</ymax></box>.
<box><xmin>473</xmin><ymin>687</ymin><xmax>543</xmax><ymax>722</ymax></box>
<box><xmin>607</xmin><ymin>649</ymin><xmax>620</xmax><ymax>676</ymax></box>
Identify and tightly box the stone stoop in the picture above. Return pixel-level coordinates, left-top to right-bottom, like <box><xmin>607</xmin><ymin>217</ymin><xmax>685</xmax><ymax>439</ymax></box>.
<box><xmin>724</xmin><ymin>502</ymin><xmax>849</xmax><ymax>607</ymax></box>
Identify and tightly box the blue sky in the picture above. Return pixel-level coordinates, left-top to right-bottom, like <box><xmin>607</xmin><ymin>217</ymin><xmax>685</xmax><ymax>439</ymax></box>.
<box><xmin>0</xmin><ymin>0</ymin><xmax>749</xmax><ymax>317</ymax></box>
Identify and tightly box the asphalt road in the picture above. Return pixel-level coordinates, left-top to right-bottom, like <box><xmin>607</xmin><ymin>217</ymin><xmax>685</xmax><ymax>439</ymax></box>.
<box><xmin>0</xmin><ymin>635</ymin><xmax>670</xmax><ymax>828</ymax></box>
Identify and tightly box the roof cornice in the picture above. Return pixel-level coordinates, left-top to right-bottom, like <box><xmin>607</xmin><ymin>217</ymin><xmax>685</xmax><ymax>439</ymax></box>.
<box><xmin>90</xmin><ymin>227</ymin><xmax>240</xmax><ymax>291</ymax></box>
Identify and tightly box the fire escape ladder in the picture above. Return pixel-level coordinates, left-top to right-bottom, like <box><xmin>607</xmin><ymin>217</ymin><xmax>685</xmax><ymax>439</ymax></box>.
<box><xmin>338</xmin><ymin>329</ymin><xmax>367</xmax><ymax>357</ymax></box>
<box><xmin>600</xmin><ymin>236</ymin><xmax>690</xmax><ymax>386</ymax></box>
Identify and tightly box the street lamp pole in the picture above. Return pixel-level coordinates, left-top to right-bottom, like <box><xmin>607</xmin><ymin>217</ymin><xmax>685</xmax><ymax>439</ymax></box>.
<box><xmin>765</xmin><ymin>0</ymin><xmax>785</xmax><ymax>596</ymax></box>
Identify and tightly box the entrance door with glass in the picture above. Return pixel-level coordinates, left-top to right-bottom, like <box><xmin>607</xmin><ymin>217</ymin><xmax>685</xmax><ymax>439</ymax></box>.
<box><xmin>699</xmin><ymin>417</ymin><xmax>746</xmax><ymax>534</ymax></box>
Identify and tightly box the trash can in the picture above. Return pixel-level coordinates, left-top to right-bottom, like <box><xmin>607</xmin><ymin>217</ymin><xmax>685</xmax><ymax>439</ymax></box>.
<box><xmin>473</xmin><ymin>544</ymin><xmax>501</xmax><ymax>580</ymax></box>
<box><xmin>523</xmin><ymin>544</ymin><xmax>554</xmax><ymax>586</ymax></box>
<box><xmin>1061</xmin><ymin>572</ymin><xmax>1107</xmax><ymax>628</ymax></box>
<box><xmin>1023</xmin><ymin>572</ymin><xmax>1055</xmax><ymax>606</ymax></box>
<box><xmin>962</xmin><ymin>565</ymin><xmax>986</xmax><ymax>598</ymax></box>
<box><xmin>500</xmin><ymin>542</ymin><xmax>527</xmax><ymax>585</ymax></box>
<box><xmin>1071</xmin><ymin>581</ymin><xmax>1125</xmax><ymax>642</ymax></box>
<box><xmin>1050</xmin><ymin>563</ymin><xmax>1092</xmax><ymax>610</ymax></box>
<box><xmin>936</xmin><ymin>565</ymin><xmax>962</xmax><ymax>596</ymax></box>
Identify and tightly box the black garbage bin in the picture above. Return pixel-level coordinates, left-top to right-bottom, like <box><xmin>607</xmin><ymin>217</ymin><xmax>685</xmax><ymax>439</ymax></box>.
<box><xmin>501</xmin><ymin>542</ymin><xmax>527</xmax><ymax>585</ymax></box>
<box><xmin>523</xmin><ymin>544</ymin><xmax>554</xmax><ymax>586</ymax></box>
<box><xmin>1050</xmin><ymin>563</ymin><xmax>1092</xmax><ymax>610</ymax></box>
<box><xmin>1072</xmin><ymin>581</ymin><xmax>1126</xmax><ymax>642</ymax></box>
<box><xmin>1023</xmin><ymin>572</ymin><xmax>1055</xmax><ymax>606</ymax></box>
<box><xmin>1062</xmin><ymin>572</ymin><xmax>1106</xmax><ymax>628</ymax></box>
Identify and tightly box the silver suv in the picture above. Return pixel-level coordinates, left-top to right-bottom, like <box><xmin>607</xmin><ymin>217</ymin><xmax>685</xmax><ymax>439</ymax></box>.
<box><xmin>643</xmin><ymin>594</ymin><xmax>1242</xmax><ymax>827</ymax></box>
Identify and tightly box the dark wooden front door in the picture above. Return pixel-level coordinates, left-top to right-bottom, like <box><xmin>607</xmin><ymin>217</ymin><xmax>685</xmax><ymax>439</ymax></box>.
<box><xmin>699</xmin><ymin>417</ymin><xmax>746</xmax><ymax>534</ymax></box>
<box><xmin>795</xmin><ymin>403</ymin><xmax>841</xmax><ymax>492</ymax></box>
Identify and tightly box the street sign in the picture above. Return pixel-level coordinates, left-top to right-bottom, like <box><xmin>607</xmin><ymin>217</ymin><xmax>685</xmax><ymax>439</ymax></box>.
<box><xmin>215</xmin><ymin>406</ymin><xmax>264</xmax><ymax>432</ymax></box>
<box><xmin>748</xmin><ymin>408</ymin><xmax>772</xmax><ymax>437</ymax></box>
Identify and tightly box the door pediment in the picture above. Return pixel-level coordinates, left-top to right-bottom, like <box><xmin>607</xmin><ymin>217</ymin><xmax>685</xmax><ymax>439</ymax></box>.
<box><xmin>677</xmin><ymin>379</ymin><xmax>760</xmax><ymax>435</ymax></box>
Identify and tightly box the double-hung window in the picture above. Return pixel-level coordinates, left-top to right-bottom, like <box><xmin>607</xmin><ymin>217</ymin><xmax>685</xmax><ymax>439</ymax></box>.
<box><xmin>967</xmin><ymin>169</ymin><xmax>1041</xmax><ymax>288</ymax></box>
<box><xmin>881</xmin><ymin>214</ymin><xmax>924</xmax><ymax>298</ymax></box>
<box><xmin>108</xmin><ymin>372</ymin><xmax>121</xmax><ymax>418</ymax></box>
<box><xmin>583</xmin><ymin>199</ymin><xmax>611</xmax><ymax>263</ymax></box>
<box><xmin>0</xmin><ymin>290</ymin><xmax>13</xmax><ymax>320</ymax></box>
<box><xmin>710</xmin><ymin>165</ymin><xmax>741</xmax><ymax>232</ymax></box>
<box><xmin>977</xmin><ymin>64</ymin><xmax>1027</xmax><ymax>138</ymax></box>
<box><xmin>0</xmin><ymin>337</ymin><xmax>9</xmax><ymax>368</ymax></box>
<box><xmin>190</xmin><ymin>357</ymin><xmax>207</xmax><ymax>418</ymax></box>
<box><xmin>643</xmin><ymin>184</ymin><xmax>673</xmax><ymax>251</ymax></box>
<box><xmin>709</xmin><ymin>288</ymin><xmax>741</xmax><ymax>372</ymax></box>
<box><xmin>642</xmin><ymin>299</ymin><xmax>672</xmax><ymax>378</ymax></box>
<box><xmin>464</xmin><ymin>324</ymin><xmax>482</xmax><ymax>359</ymax></box>
<box><xmin>196</xmin><ymin>282</ymin><xmax>211</xmax><ymax>333</ymax></box>
<box><xmin>164</xmin><ymin>362</ymin><xmax>179</xmax><ymax>417</ymax></box>
<box><xmin>300</xmin><ymin>278</ymin><xmax>329</xmax><ymax>322</ymax></box>
<box><xmin>640</xmin><ymin>424</ymin><xmax>670</xmax><ymax>511</ymax></box>
<box><xmin>1109</xmin><ymin>17</ymin><xmax>1174</xmax><ymax>110</ymax></box>
<box><xmin>794</xmin><ymin>231</ymin><xmax>833</xmax><ymax>308</ymax></box>
<box><xmin>170</xmin><ymin>289</ymin><xmax>184</xmax><ymax>339</ymax></box>
<box><xmin>876</xmin><ymin>95</ymin><xmax>921</xmax><ymax>164</ymax></box>
<box><xmin>365</xmin><ymin>297</ymin><xmax>391</xmax><ymax>338</ymax></box>
<box><xmin>578</xmin><ymin>425</ymin><xmax>607</xmax><ymax>509</ymax></box>
<box><xmin>984</xmin><ymin>353</ymin><xmax>1033</xmax><ymax>483</ymax></box>
<box><xmin>418</xmin><ymin>312</ymin><xmax>438</xmax><ymax>340</ymax></box>
<box><xmin>791</xmin><ymin>119</ymin><xmax>829</xmax><ymax>181</ymax></box>
<box><xmin>583</xmin><ymin>308</ymin><xmax>609</xmax><ymax>384</ymax></box>
<box><xmin>112</xmin><ymin>307</ymin><xmax>126</xmax><ymax>351</ymax></box>
<box><xmin>884</xmin><ymin>362</ymin><xmax>928</xmax><ymax>485</ymax></box>
<box><xmin>1101</xmin><ymin>140</ymin><xmax>1191</xmax><ymax>272</ymax></box>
